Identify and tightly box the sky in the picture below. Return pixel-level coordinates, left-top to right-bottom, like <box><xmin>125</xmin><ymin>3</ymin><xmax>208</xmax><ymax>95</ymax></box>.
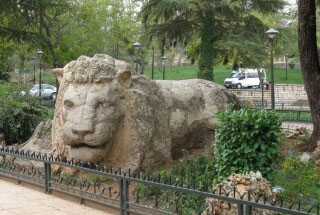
<box><xmin>286</xmin><ymin>0</ymin><xmax>297</xmax><ymax>9</ymax></box>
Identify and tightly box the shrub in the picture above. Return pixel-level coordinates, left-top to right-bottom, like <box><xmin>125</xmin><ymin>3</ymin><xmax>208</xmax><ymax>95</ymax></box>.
<box><xmin>0</xmin><ymin>83</ymin><xmax>53</xmax><ymax>145</ymax></box>
<box><xmin>272</xmin><ymin>157</ymin><xmax>320</xmax><ymax>204</ymax></box>
<box><xmin>289</xmin><ymin>63</ymin><xmax>295</xmax><ymax>69</ymax></box>
<box><xmin>214</xmin><ymin>107</ymin><xmax>282</xmax><ymax>180</ymax></box>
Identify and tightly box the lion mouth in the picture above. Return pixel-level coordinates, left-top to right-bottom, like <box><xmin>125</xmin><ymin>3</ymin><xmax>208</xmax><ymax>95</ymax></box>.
<box><xmin>69</xmin><ymin>143</ymin><xmax>106</xmax><ymax>162</ymax></box>
<box><xmin>70</xmin><ymin>143</ymin><xmax>105</xmax><ymax>149</ymax></box>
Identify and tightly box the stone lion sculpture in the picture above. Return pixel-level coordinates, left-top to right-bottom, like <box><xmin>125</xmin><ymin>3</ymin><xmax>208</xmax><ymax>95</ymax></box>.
<box><xmin>52</xmin><ymin>54</ymin><xmax>240</xmax><ymax>170</ymax></box>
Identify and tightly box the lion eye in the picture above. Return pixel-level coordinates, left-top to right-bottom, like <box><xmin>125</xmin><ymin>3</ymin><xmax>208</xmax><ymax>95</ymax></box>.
<box><xmin>64</xmin><ymin>100</ymin><xmax>75</xmax><ymax>109</ymax></box>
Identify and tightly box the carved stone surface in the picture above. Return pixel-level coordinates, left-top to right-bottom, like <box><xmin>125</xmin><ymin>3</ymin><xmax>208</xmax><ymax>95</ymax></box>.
<box><xmin>52</xmin><ymin>54</ymin><xmax>240</xmax><ymax>170</ymax></box>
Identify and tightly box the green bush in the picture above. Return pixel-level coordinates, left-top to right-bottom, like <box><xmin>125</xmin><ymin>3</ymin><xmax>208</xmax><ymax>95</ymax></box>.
<box><xmin>0</xmin><ymin>83</ymin><xmax>53</xmax><ymax>145</ymax></box>
<box><xmin>272</xmin><ymin>157</ymin><xmax>320</xmax><ymax>204</ymax></box>
<box><xmin>289</xmin><ymin>63</ymin><xmax>295</xmax><ymax>69</ymax></box>
<box><xmin>214</xmin><ymin>107</ymin><xmax>282</xmax><ymax>180</ymax></box>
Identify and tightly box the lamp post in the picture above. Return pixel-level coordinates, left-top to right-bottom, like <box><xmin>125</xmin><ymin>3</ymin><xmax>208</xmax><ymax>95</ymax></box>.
<box><xmin>31</xmin><ymin>57</ymin><xmax>36</xmax><ymax>85</ymax></box>
<box><xmin>266</xmin><ymin>28</ymin><xmax>279</xmax><ymax>110</ymax></box>
<box><xmin>152</xmin><ymin>47</ymin><xmax>155</xmax><ymax>80</ymax></box>
<box><xmin>285</xmin><ymin>53</ymin><xmax>289</xmax><ymax>80</ymax></box>
<box><xmin>37</xmin><ymin>50</ymin><xmax>44</xmax><ymax>98</ymax></box>
<box><xmin>161</xmin><ymin>56</ymin><xmax>167</xmax><ymax>80</ymax></box>
<box><xmin>133</xmin><ymin>42</ymin><xmax>142</xmax><ymax>74</ymax></box>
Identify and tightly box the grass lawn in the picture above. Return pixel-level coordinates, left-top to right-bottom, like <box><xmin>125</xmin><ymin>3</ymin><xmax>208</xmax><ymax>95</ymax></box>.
<box><xmin>39</xmin><ymin>65</ymin><xmax>304</xmax><ymax>87</ymax></box>
<box><xmin>143</xmin><ymin>65</ymin><xmax>303</xmax><ymax>85</ymax></box>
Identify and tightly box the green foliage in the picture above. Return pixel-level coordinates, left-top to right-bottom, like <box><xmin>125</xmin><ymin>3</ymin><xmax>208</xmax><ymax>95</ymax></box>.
<box><xmin>271</xmin><ymin>157</ymin><xmax>320</xmax><ymax>204</ymax></box>
<box><xmin>0</xmin><ymin>83</ymin><xmax>53</xmax><ymax>145</ymax></box>
<box><xmin>277</xmin><ymin>111</ymin><xmax>312</xmax><ymax>122</ymax></box>
<box><xmin>214</xmin><ymin>107</ymin><xmax>282</xmax><ymax>180</ymax></box>
<box><xmin>141</xmin><ymin>0</ymin><xmax>285</xmax><ymax>80</ymax></box>
<box><xmin>289</xmin><ymin>63</ymin><xmax>295</xmax><ymax>69</ymax></box>
<box><xmin>0</xmin><ymin>39</ymin><xmax>15</xmax><ymax>81</ymax></box>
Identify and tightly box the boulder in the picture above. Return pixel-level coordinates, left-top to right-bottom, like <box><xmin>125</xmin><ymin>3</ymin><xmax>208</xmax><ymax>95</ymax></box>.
<box><xmin>204</xmin><ymin>172</ymin><xmax>275</xmax><ymax>215</ymax></box>
<box><xmin>299</xmin><ymin>152</ymin><xmax>312</xmax><ymax>163</ymax></box>
<box><xmin>286</xmin><ymin>127</ymin><xmax>307</xmax><ymax>140</ymax></box>
<box><xmin>13</xmin><ymin>120</ymin><xmax>53</xmax><ymax>168</ymax></box>
<box><xmin>51</xmin><ymin>54</ymin><xmax>241</xmax><ymax>171</ymax></box>
<box><xmin>20</xmin><ymin>120</ymin><xmax>53</xmax><ymax>153</ymax></box>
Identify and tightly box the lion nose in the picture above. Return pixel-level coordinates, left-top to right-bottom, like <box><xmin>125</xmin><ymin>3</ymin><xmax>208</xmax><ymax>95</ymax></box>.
<box><xmin>71</xmin><ymin>123</ymin><xmax>93</xmax><ymax>138</ymax></box>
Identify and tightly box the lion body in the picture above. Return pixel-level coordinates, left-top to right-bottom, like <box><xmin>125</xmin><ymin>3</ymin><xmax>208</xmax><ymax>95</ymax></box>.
<box><xmin>52</xmin><ymin>55</ymin><xmax>240</xmax><ymax>170</ymax></box>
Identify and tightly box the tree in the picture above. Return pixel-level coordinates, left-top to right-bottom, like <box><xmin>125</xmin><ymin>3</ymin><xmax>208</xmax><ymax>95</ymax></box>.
<box><xmin>298</xmin><ymin>0</ymin><xmax>320</xmax><ymax>150</ymax></box>
<box><xmin>0</xmin><ymin>0</ymin><xmax>67</xmax><ymax>42</ymax></box>
<box><xmin>141</xmin><ymin>0</ymin><xmax>285</xmax><ymax>81</ymax></box>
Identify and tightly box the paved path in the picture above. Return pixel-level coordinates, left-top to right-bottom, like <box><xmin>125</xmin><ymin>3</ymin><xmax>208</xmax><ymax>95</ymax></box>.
<box><xmin>0</xmin><ymin>180</ymin><xmax>115</xmax><ymax>215</ymax></box>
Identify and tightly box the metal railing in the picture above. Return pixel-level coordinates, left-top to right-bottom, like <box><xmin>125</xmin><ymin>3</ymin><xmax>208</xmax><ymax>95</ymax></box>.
<box><xmin>252</xmin><ymin>100</ymin><xmax>310</xmax><ymax>111</ymax></box>
<box><xmin>0</xmin><ymin>147</ymin><xmax>319</xmax><ymax>215</ymax></box>
<box><xmin>243</xmin><ymin>100</ymin><xmax>313</xmax><ymax>123</ymax></box>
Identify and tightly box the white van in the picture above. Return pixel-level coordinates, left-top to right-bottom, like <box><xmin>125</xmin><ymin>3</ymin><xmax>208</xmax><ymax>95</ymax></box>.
<box><xmin>224</xmin><ymin>68</ymin><xmax>266</xmax><ymax>89</ymax></box>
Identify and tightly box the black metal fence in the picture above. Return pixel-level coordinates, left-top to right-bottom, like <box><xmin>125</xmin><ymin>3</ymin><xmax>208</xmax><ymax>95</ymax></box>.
<box><xmin>247</xmin><ymin>100</ymin><xmax>313</xmax><ymax>123</ymax></box>
<box><xmin>252</xmin><ymin>101</ymin><xmax>310</xmax><ymax>111</ymax></box>
<box><xmin>0</xmin><ymin>147</ymin><xmax>319</xmax><ymax>215</ymax></box>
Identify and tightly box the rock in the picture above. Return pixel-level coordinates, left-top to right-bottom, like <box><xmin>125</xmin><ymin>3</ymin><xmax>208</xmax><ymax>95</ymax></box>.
<box><xmin>287</xmin><ymin>132</ymin><xmax>300</xmax><ymax>139</ymax></box>
<box><xmin>299</xmin><ymin>152</ymin><xmax>312</xmax><ymax>163</ymax></box>
<box><xmin>286</xmin><ymin>127</ymin><xmax>307</xmax><ymax>140</ymax></box>
<box><xmin>272</xmin><ymin>186</ymin><xmax>285</xmax><ymax>193</ymax></box>
<box><xmin>51</xmin><ymin>54</ymin><xmax>241</xmax><ymax>171</ymax></box>
<box><xmin>20</xmin><ymin>120</ymin><xmax>53</xmax><ymax>152</ymax></box>
<box><xmin>13</xmin><ymin>120</ymin><xmax>53</xmax><ymax>168</ymax></box>
<box><xmin>204</xmin><ymin>172</ymin><xmax>275</xmax><ymax>215</ymax></box>
<box><xmin>243</xmin><ymin>99</ymin><xmax>255</xmax><ymax>108</ymax></box>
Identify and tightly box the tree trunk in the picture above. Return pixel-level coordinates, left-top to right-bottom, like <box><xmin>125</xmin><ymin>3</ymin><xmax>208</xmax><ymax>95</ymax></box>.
<box><xmin>298</xmin><ymin>0</ymin><xmax>320</xmax><ymax>151</ymax></box>
<box><xmin>198</xmin><ymin>10</ymin><xmax>214</xmax><ymax>81</ymax></box>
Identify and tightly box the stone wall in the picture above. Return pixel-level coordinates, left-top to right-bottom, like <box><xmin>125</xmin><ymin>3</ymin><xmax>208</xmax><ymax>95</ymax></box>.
<box><xmin>230</xmin><ymin>84</ymin><xmax>309</xmax><ymax>109</ymax></box>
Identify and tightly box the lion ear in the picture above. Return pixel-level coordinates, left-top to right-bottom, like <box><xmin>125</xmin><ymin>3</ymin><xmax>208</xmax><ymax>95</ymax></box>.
<box><xmin>116</xmin><ymin>70</ymin><xmax>132</xmax><ymax>88</ymax></box>
<box><xmin>52</xmin><ymin>68</ymin><xmax>63</xmax><ymax>83</ymax></box>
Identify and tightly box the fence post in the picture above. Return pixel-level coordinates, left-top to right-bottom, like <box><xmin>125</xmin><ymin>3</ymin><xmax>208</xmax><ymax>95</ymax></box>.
<box><xmin>119</xmin><ymin>178</ymin><xmax>129</xmax><ymax>215</ymax></box>
<box><xmin>245</xmin><ymin>205</ymin><xmax>252</xmax><ymax>215</ymax></box>
<box><xmin>297</xmin><ymin>111</ymin><xmax>301</xmax><ymax>121</ymax></box>
<box><xmin>44</xmin><ymin>162</ymin><xmax>51</xmax><ymax>194</ymax></box>
<box><xmin>237</xmin><ymin>204</ymin><xmax>244</xmax><ymax>215</ymax></box>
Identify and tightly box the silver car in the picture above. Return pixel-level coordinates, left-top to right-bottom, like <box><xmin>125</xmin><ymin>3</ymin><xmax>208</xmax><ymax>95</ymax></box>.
<box><xmin>29</xmin><ymin>84</ymin><xmax>57</xmax><ymax>100</ymax></box>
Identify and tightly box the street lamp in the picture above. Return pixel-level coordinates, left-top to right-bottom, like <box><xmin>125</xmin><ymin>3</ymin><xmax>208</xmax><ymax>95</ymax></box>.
<box><xmin>37</xmin><ymin>50</ymin><xmax>44</xmax><ymax>98</ymax></box>
<box><xmin>285</xmin><ymin>53</ymin><xmax>289</xmax><ymax>80</ymax></box>
<box><xmin>152</xmin><ymin>47</ymin><xmax>155</xmax><ymax>80</ymax></box>
<box><xmin>266</xmin><ymin>28</ymin><xmax>279</xmax><ymax>110</ymax></box>
<box><xmin>133</xmin><ymin>42</ymin><xmax>142</xmax><ymax>74</ymax></box>
<box><xmin>161</xmin><ymin>56</ymin><xmax>167</xmax><ymax>80</ymax></box>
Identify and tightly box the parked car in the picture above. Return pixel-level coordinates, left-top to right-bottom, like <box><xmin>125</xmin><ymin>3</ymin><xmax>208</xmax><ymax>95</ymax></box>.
<box><xmin>224</xmin><ymin>68</ymin><xmax>267</xmax><ymax>89</ymax></box>
<box><xmin>27</xmin><ymin>84</ymin><xmax>57</xmax><ymax>100</ymax></box>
